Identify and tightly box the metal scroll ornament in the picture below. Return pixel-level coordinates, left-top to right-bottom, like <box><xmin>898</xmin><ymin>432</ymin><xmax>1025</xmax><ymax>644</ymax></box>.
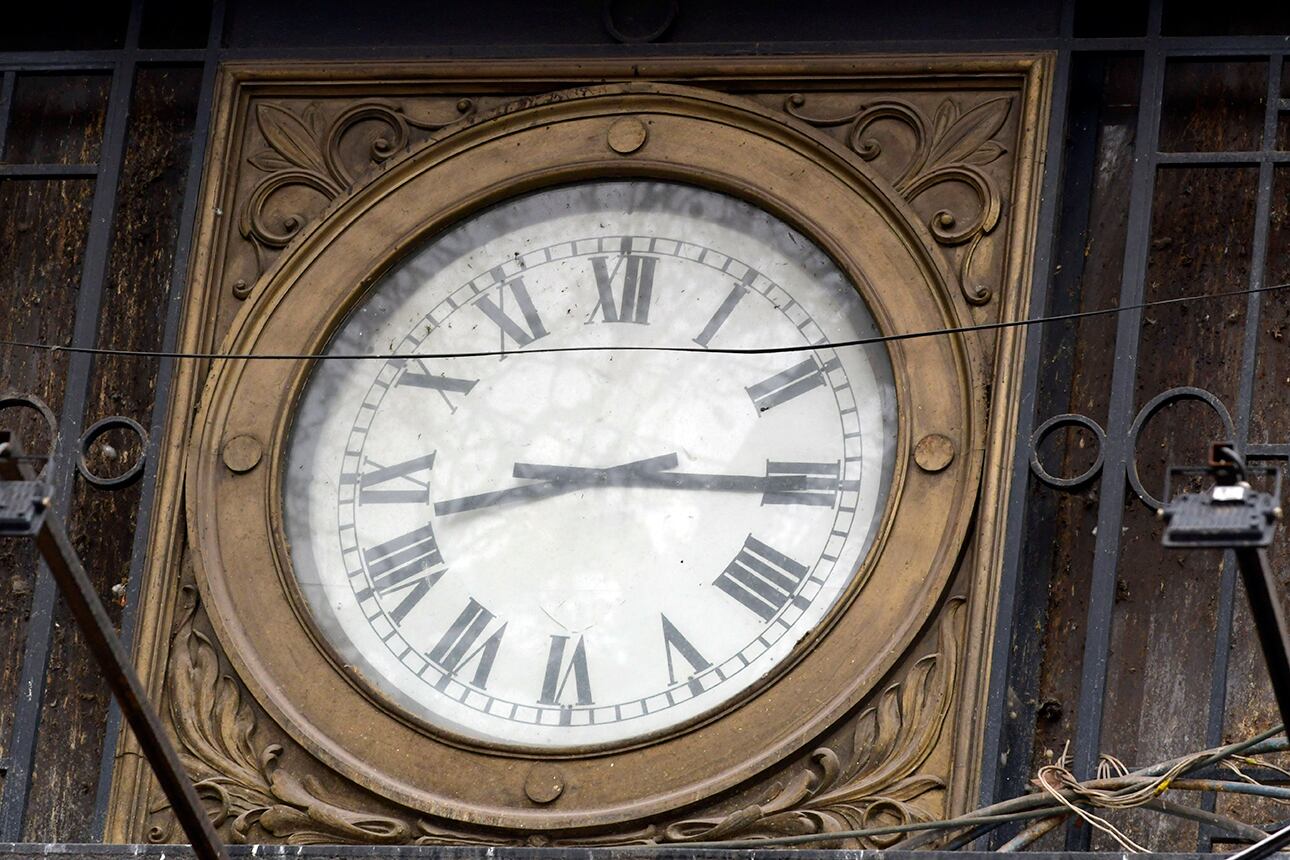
<box><xmin>784</xmin><ymin>94</ymin><xmax>1011</xmax><ymax>305</ymax></box>
<box><xmin>157</xmin><ymin>584</ymin><xmax>964</xmax><ymax>846</ymax></box>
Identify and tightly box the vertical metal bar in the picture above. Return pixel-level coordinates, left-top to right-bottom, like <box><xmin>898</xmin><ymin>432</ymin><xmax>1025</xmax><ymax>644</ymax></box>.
<box><xmin>1235</xmin><ymin>547</ymin><xmax>1290</xmax><ymax>733</ymax></box>
<box><xmin>90</xmin><ymin>0</ymin><xmax>227</xmax><ymax>835</ymax></box>
<box><xmin>0</xmin><ymin>0</ymin><xmax>143</xmax><ymax>841</ymax></box>
<box><xmin>0</xmin><ymin>444</ymin><xmax>228</xmax><ymax>860</ymax></box>
<box><xmin>1064</xmin><ymin>0</ymin><xmax>1165</xmax><ymax>850</ymax></box>
<box><xmin>0</xmin><ymin>71</ymin><xmax>16</xmax><ymax>159</ymax></box>
<box><xmin>1196</xmin><ymin>52</ymin><xmax>1283</xmax><ymax>853</ymax></box>
<box><xmin>976</xmin><ymin>35</ymin><xmax>1075</xmax><ymax>816</ymax></box>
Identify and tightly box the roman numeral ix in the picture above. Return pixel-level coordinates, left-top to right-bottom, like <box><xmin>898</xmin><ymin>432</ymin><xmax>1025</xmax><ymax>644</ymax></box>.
<box><xmin>343</xmin><ymin>452</ymin><xmax>436</xmax><ymax>505</ymax></box>
<box><xmin>713</xmin><ymin>535</ymin><xmax>809</xmax><ymax>621</ymax></box>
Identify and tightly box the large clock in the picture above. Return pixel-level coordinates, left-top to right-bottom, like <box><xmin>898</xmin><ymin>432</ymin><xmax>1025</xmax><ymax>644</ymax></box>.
<box><xmin>281</xmin><ymin>179</ymin><xmax>896</xmax><ymax>750</ymax></box>
<box><xmin>186</xmin><ymin>83</ymin><xmax>983</xmax><ymax>830</ymax></box>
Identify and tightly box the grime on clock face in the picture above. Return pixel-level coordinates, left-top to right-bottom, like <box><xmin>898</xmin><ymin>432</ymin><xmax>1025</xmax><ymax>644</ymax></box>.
<box><xmin>282</xmin><ymin>181</ymin><xmax>896</xmax><ymax>749</ymax></box>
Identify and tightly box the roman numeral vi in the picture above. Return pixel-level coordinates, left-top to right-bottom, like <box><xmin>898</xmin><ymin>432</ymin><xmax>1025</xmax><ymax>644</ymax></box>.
<box><xmin>538</xmin><ymin>634</ymin><xmax>593</xmax><ymax>706</ymax></box>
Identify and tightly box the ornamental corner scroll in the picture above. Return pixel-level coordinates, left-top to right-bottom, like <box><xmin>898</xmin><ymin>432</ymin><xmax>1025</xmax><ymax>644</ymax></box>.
<box><xmin>231</xmin><ymin>98</ymin><xmax>478</xmax><ymax>299</ymax></box>
<box><xmin>150</xmin><ymin>583</ymin><xmax>965</xmax><ymax>846</ymax></box>
<box><xmin>226</xmin><ymin>90</ymin><xmax>1017</xmax><ymax>308</ymax></box>
<box><xmin>782</xmin><ymin>93</ymin><xmax>1014</xmax><ymax>307</ymax></box>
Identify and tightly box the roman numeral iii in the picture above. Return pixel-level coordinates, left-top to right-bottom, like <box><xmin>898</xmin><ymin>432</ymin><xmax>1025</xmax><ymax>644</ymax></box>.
<box><xmin>589</xmin><ymin>253</ymin><xmax>656</xmax><ymax>324</ymax></box>
<box><xmin>713</xmin><ymin>535</ymin><xmax>809</xmax><ymax>621</ymax></box>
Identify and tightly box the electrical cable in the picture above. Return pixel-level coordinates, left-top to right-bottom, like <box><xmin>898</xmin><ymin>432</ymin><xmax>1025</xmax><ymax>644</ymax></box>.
<box><xmin>0</xmin><ymin>281</ymin><xmax>1287</xmax><ymax>364</ymax></box>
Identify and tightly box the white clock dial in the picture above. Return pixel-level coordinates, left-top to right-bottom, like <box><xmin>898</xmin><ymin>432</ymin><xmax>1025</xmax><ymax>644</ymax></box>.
<box><xmin>283</xmin><ymin>181</ymin><xmax>896</xmax><ymax>749</ymax></box>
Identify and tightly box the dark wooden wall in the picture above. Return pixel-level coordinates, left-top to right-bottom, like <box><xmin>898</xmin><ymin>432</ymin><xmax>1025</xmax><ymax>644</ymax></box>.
<box><xmin>2</xmin><ymin>0</ymin><xmax>1290</xmax><ymax>850</ymax></box>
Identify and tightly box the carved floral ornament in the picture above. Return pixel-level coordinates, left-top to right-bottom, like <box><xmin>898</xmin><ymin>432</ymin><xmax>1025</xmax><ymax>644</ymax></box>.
<box><xmin>155</xmin><ymin>583</ymin><xmax>965</xmax><ymax>847</ymax></box>
<box><xmin>234</xmin><ymin>99</ymin><xmax>476</xmax><ymax>296</ymax></box>
<box><xmin>234</xmin><ymin>91</ymin><xmax>1013</xmax><ymax>306</ymax></box>
<box><xmin>784</xmin><ymin>93</ymin><xmax>1012</xmax><ymax>306</ymax></box>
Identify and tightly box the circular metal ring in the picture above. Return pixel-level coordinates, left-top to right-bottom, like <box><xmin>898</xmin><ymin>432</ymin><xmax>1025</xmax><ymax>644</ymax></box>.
<box><xmin>1029</xmin><ymin>413</ymin><xmax>1107</xmax><ymax>490</ymax></box>
<box><xmin>601</xmin><ymin>0</ymin><xmax>677</xmax><ymax>43</ymax></box>
<box><xmin>0</xmin><ymin>392</ymin><xmax>59</xmax><ymax>480</ymax></box>
<box><xmin>1126</xmin><ymin>386</ymin><xmax>1234</xmax><ymax>510</ymax></box>
<box><xmin>77</xmin><ymin>415</ymin><xmax>147</xmax><ymax>489</ymax></box>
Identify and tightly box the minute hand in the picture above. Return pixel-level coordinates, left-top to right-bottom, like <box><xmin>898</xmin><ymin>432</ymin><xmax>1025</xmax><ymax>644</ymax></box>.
<box><xmin>512</xmin><ymin>463</ymin><xmax>850</xmax><ymax>494</ymax></box>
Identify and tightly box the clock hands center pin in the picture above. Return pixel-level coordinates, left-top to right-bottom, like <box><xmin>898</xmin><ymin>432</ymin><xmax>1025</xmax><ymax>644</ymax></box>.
<box><xmin>433</xmin><ymin>452</ymin><xmax>860</xmax><ymax>515</ymax></box>
<box><xmin>432</xmin><ymin>453</ymin><xmax>678</xmax><ymax>515</ymax></box>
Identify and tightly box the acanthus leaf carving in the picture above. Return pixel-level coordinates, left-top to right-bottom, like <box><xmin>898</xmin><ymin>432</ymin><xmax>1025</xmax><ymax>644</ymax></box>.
<box><xmin>659</xmin><ymin>596</ymin><xmax>965</xmax><ymax>848</ymax></box>
<box><xmin>785</xmin><ymin>92</ymin><xmax>1012</xmax><ymax>305</ymax></box>
<box><xmin>158</xmin><ymin>584</ymin><xmax>963</xmax><ymax>847</ymax></box>
<box><xmin>235</xmin><ymin>98</ymin><xmax>476</xmax><ymax>293</ymax></box>
<box><xmin>157</xmin><ymin>584</ymin><xmax>511</xmax><ymax>846</ymax></box>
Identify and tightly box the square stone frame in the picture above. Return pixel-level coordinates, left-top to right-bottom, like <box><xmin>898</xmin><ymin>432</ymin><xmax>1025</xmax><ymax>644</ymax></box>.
<box><xmin>106</xmin><ymin>54</ymin><xmax>1052</xmax><ymax>845</ymax></box>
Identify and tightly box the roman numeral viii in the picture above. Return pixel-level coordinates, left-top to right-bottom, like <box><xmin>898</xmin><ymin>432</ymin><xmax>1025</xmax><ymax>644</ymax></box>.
<box><xmin>357</xmin><ymin>523</ymin><xmax>445</xmax><ymax>623</ymax></box>
<box><xmin>713</xmin><ymin>535</ymin><xmax>809</xmax><ymax>621</ymax></box>
<box><xmin>476</xmin><ymin>276</ymin><xmax>548</xmax><ymax>348</ymax></box>
<box><xmin>538</xmin><ymin>634</ymin><xmax>593</xmax><ymax>706</ymax></box>
<box><xmin>343</xmin><ymin>452</ymin><xmax>435</xmax><ymax>505</ymax></box>
<box><xmin>589</xmin><ymin>253</ymin><xmax>656</xmax><ymax>324</ymax></box>
<box><xmin>427</xmin><ymin>598</ymin><xmax>506</xmax><ymax>690</ymax></box>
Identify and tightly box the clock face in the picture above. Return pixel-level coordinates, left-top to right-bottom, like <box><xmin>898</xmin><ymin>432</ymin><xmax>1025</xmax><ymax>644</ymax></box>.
<box><xmin>283</xmin><ymin>181</ymin><xmax>896</xmax><ymax>749</ymax></box>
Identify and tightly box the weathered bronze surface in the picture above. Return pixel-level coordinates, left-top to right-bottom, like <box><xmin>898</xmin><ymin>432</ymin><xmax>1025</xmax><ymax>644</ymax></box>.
<box><xmin>106</xmin><ymin>56</ymin><xmax>1051</xmax><ymax>846</ymax></box>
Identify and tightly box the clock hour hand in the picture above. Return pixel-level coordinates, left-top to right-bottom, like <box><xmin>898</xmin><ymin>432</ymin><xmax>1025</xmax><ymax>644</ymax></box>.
<box><xmin>512</xmin><ymin>461</ymin><xmax>858</xmax><ymax>496</ymax></box>
<box><xmin>433</xmin><ymin>453</ymin><xmax>678</xmax><ymax>515</ymax></box>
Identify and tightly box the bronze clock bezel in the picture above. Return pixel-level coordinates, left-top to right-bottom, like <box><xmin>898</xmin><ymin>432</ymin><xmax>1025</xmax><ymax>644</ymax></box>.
<box><xmin>186</xmin><ymin>82</ymin><xmax>985</xmax><ymax>830</ymax></box>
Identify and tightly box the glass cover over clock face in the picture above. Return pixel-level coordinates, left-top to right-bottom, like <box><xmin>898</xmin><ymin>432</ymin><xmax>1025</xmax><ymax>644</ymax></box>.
<box><xmin>283</xmin><ymin>181</ymin><xmax>896</xmax><ymax>749</ymax></box>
